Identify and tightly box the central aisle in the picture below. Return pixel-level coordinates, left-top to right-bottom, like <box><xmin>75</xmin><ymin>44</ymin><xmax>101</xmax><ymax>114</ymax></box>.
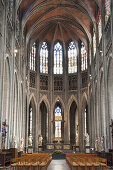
<box><xmin>47</xmin><ymin>159</ymin><xmax>70</xmax><ymax>170</ymax></box>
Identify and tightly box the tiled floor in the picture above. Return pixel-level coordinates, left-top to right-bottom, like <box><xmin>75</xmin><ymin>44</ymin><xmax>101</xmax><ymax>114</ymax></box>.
<box><xmin>47</xmin><ymin>159</ymin><xmax>70</xmax><ymax>170</ymax></box>
<box><xmin>47</xmin><ymin>159</ymin><xmax>113</xmax><ymax>170</ymax></box>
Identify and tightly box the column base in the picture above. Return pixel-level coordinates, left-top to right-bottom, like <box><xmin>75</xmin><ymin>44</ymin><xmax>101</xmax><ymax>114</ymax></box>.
<box><xmin>85</xmin><ymin>146</ymin><xmax>90</xmax><ymax>153</ymax></box>
<box><xmin>27</xmin><ymin>146</ymin><xmax>33</xmax><ymax>154</ymax></box>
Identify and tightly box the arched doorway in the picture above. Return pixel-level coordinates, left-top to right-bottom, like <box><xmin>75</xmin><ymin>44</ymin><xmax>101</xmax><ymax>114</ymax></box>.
<box><xmin>40</xmin><ymin>101</ymin><xmax>48</xmax><ymax>148</ymax></box>
<box><xmin>29</xmin><ymin>97</ymin><xmax>36</xmax><ymax>151</ymax></box>
<box><xmin>53</xmin><ymin>102</ymin><xmax>64</xmax><ymax>142</ymax></box>
<box><xmin>70</xmin><ymin>101</ymin><xmax>77</xmax><ymax>145</ymax></box>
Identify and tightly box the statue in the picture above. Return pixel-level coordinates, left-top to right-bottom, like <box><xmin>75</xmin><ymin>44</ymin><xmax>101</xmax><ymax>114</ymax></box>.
<box><xmin>13</xmin><ymin>136</ymin><xmax>17</xmax><ymax>148</ymax></box>
<box><xmin>101</xmin><ymin>136</ymin><xmax>104</xmax><ymax>151</ymax></box>
<box><xmin>75</xmin><ymin>125</ymin><xmax>79</xmax><ymax>146</ymax></box>
<box><xmin>95</xmin><ymin>138</ymin><xmax>98</xmax><ymax>151</ymax></box>
<box><xmin>85</xmin><ymin>133</ymin><xmax>90</xmax><ymax>146</ymax></box>
<box><xmin>38</xmin><ymin>135</ymin><xmax>43</xmax><ymax>146</ymax></box>
<box><xmin>110</xmin><ymin>119</ymin><xmax>113</xmax><ymax>149</ymax></box>
<box><xmin>28</xmin><ymin>135</ymin><xmax>33</xmax><ymax>147</ymax></box>
<box><xmin>20</xmin><ymin>138</ymin><xmax>24</xmax><ymax>151</ymax></box>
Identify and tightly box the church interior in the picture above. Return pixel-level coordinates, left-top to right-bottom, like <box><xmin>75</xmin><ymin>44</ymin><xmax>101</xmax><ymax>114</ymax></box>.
<box><xmin>0</xmin><ymin>0</ymin><xmax>113</xmax><ymax>169</ymax></box>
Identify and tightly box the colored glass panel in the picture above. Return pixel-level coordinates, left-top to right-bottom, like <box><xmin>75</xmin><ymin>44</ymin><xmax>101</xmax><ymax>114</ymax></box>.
<box><xmin>30</xmin><ymin>43</ymin><xmax>36</xmax><ymax>71</ymax></box>
<box><xmin>55</xmin><ymin>106</ymin><xmax>62</xmax><ymax>138</ymax></box>
<box><xmin>68</xmin><ymin>41</ymin><xmax>77</xmax><ymax>73</ymax></box>
<box><xmin>105</xmin><ymin>0</ymin><xmax>111</xmax><ymax>24</ymax></box>
<box><xmin>81</xmin><ymin>43</ymin><xmax>87</xmax><ymax>71</ymax></box>
<box><xmin>54</xmin><ymin>42</ymin><xmax>63</xmax><ymax>74</ymax></box>
<box><xmin>40</xmin><ymin>42</ymin><xmax>48</xmax><ymax>73</ymax></box>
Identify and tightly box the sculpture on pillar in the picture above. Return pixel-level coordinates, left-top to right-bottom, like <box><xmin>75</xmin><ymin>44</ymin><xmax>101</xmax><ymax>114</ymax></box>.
<box><xmin>28</xmin><ymin>135</ymin><xmax>33</xmax><ymax>147</ymax></box>
<box><xmin>13</xmin><ymin>136</ymin><xmax>17</xmax><ymax>148</ymax></box>
<box><xmin>2</xmin><ymin>120</ymin><xmax>8</xmax><ymax>149</ymax></box>
<box><xmin>101</xmin><ymin>136</ymin><xmax>104</xmax><ymax>152</ymax></box>
<box><xmin>75</xmin><ymin>125</ymin><xmax>79</xmax><ymax>146</ymax></box>
<box><xmin>110</xmin><ymin>119</ymin><xmax>113</xmax><ymax>149</ymax></box>
<box><xmin>38</xmin><ymin>135</ymin><xmax>43</xmax><ymax>146</ymax></box>
<box><xmin>20</xmin><ymin>138</ymin><xmax>24</xmax><ymax>151</ymax></box>
<box><xmin>95</xmin><ymin>138</ymin><xmax>98</xmax><ymax>151</ymax></box>
<box><xmin>85</xmin><ymin>133</ymin><xmax>90</xmax><ymax>146</ymax></box>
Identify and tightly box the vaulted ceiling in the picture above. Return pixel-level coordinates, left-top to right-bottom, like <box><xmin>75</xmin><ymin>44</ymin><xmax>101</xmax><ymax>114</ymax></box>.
<box><xmin>19</xmin><ymin>0</ymin><xmax>101</xmax><ymax>47</ymax></box>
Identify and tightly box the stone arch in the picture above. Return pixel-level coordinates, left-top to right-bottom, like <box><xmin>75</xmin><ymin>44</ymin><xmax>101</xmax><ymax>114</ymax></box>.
<box><xmin>39</xmin><ymin>95</ymin><xmax>50</xmax><ymax>111</ymax></box>
<box><xmin>81</xmin><ymin>93</ymin><xmax>88</xmax><ymax>149</ymax></box>
<box><xmin>53</xmin><ymin>97</ymin><xmax>64</xmax><ymax>142</ymax></box>
<box><xmin>68</xmin><ymin>95</ymin><xmax>78</xmax><ymax>145</ymax></box>
<box><xmin>39</xmin><ymin>100</ymin><xmax>48</xmax><ymax>147</ymax></box>
<box><xmin>68</xmin><ymin>95</ymin><xmax>78</xmax><ymax>111</ymax></box>
<box><xmin>53</xmin><ymin>96</ymin><xmax>65</xmax><ymax>111</ymax></box>
<box><xmin>29</xmin><ymin>95</ymin><xmax>37</xmax><ymax>151</ymax></box>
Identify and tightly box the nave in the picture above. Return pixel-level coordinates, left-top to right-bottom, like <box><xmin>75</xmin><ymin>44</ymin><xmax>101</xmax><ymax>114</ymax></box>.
<box><xmin>1</xmin><ymin>159</ymin><xmax>113</xmax><ymax>170</ymax></box>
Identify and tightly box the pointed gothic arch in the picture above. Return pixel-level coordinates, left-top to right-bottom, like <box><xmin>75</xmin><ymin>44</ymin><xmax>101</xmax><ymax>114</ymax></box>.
<box><xmin>53</xmin><ymin>100</ymin><xmax>64</xmax><ymax>142</ymax></box>
<box><xmin>69</xmin><ymin>100</ymin><xmax>78</xmax><ymax>145</ymax></box>
<box><xmin>39</xmin><ymin>101</ymin><xmax>48</xmax><ymax>148</ymax></box>
<box><xmin>29</xmin><ymin>96</ymin><xmax>36</xmax><ymax>151</ymax></box>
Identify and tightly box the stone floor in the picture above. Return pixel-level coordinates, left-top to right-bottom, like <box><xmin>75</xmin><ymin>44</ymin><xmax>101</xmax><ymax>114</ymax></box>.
<box><xmin>47</xmin><ymin>159</ymin><xmax>70</xmax><ymax>170</ymax></box>
<box><xmin>1</xmin><ymin>159</ymin><xmax>113</xmax><ymax>170</ymax></box>
<box><xmin>47</xmin><ymin>160</ymin><xmax>113</xmax><ymax>170</ymax></box>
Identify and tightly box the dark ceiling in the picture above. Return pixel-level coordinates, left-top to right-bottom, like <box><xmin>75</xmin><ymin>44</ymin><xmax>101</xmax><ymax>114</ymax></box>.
<box><xmin>19</xmin><ymin>0</ymin><xmax>101</xmax><ymax>48</ymax></box>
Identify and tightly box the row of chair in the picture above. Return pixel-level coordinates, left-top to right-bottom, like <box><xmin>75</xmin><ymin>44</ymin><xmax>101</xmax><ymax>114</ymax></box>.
<box><xmin>10</xmin><ymin>154</ymin><xmax>52</xmax><ymax>170</ymax></box>
<box><xmin>66</xmin><ymin>154</ymin><xmax>107</xmax><ymax>170</ymax></box>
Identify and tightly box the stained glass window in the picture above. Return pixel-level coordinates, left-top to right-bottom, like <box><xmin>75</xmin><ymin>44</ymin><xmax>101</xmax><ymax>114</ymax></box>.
<box><xmin>93</xmin><ymin>31</ymin><xmax>96</xmax><ymax>57</ymax></box>
<box><xmin>81</xmin><ymin>43</ymin><xmax>87</xmax><ymax>71</ymax></box>
<box><xmin>84</xmin><ymin>108</ymin><xmax>87</xmax><ymax>135</ymax></box>
<box><xmin>40</xmin><ymin>42</ymin><xmax>48</xmax><ymax>73</ymax></box>
<box><xmin>55</xmin><ymin>106</ymin><xmax>62</xmax><ymax>138</ymax></box>
<box><xmin>30</xmin><ymin>43</ymin><xmax>36</xmax><ymax>71</ymax></box>
<box><xmin>105</xmin><ymin>0</ymin><xmax>111</xmax><ymax>24</ymax></box>
<box><xmin>54</xmin><ymin>42</ymin><xmax>63</xmax><ymax>74</ymax></box>
<box><xmin>68</xmin><ymin>41</ymin><xmax>77</xmax><ymax>73</ymax></box>
<box><xmin>29</xmin><ymin>107</ymin><xmax>32</xmax><ymax>135</ymax></box>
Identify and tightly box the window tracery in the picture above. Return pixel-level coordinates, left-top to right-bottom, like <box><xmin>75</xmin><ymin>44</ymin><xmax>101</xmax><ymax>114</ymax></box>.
<box><xmin>55</xmin><ymin>106</ymin><xmax>62</xmax><ymax>138</ymax></box>
<box><xmin>30</xmin><ymin>43</ymin><xmax>36</xmax><ymax>71</ymax></box>
<box><xmin>54</xmin><ymin>42</ymin><xmax>63</xmax><ymax>74</ymax></box>
<box><xmin>40</xmin><ymin>42</ymin><xmax>48</xmax><ymax>74</ymax></box>
<box><xmin>105</xmin><ymin>0</ymin><xmax>111</xmax><ymax>24</ymax></box>
<box><xmin>68</xmin><ymin>41</ymin><xmax>77</xmax><ymax>73</ymax></box>
<box><xmin>81</xmin><ymin>43</ymin><xmax>87</xmax><ymax>71</ymax></box>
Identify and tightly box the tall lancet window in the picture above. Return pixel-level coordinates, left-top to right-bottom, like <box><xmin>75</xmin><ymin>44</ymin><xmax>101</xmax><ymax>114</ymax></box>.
<box><xmin>55</xmin><ymin>106</ymin><xmax>62</xmax><ymax>138</ymax></box>
<box><xmin>97</xmin><ymin>11</ymin><xmax>102</xmax><ymax>43</ymax></box>
<box><xmin>93</xmin><ymin>31</ymin><xmax>96</xmax><ymax>57</ymax></box>
<box><xmin>30</xmin><ymin>43</ymin><xmax>36</xmax><ymax>71</ymax></box>
<box><xmin>40</xmin><ymin>42</ymin><xmax>48</xmax><ymax>73</ymax></box>
<box><xmin>105</xmin><ymin>0</ymin><xmax>111</xmax><ymax>24</ymax></box>
<box><xmin>29</xmin><ymin>107</ymin><xmax>32</xmax><ymax>136</ymax></box>
<box><xmin>81</xmin><ymin>43</ymin><xmax>87</xmax><ymax>71</ymax></box>
<box><xmin>68</xmin><ymin>41</ymin><xmax>77</xmax><ymax>73</ymax></box>
<box><xmin>54</xmin><ymin>42</ymin><xmax>63</xmax><ymax>74</ymax></box>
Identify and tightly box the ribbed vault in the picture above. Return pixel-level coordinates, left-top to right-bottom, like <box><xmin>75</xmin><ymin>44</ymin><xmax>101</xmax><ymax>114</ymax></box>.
<box><xmin>18</xmin><ymin>0</ymin><xmax>101</xmax><ymax>47</ymax></box>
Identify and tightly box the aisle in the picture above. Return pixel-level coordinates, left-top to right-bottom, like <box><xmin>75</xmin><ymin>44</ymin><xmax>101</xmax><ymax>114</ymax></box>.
<box><xmin>47</xmin><ymin>159</ymin><xmax>70</xmax><ymax>170</ymax></box>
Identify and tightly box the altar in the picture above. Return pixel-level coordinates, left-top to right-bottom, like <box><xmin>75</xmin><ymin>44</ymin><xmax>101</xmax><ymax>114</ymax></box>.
<box><xmin>46</xmin><ymin>143</ymin><xmax>70</xmax><ymax>151</ymax></box>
